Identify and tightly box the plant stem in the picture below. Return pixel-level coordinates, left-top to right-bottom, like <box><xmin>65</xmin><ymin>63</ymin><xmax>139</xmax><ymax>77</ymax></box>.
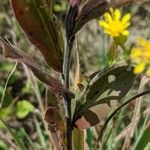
<box><xmin>63</xmin><ymin>39</ymin><xmax>74</xmax><ymax>149</ymax></box>
<box><xmin>63</xmin><ymin>42</ymin><xmax>72</xmax><ymax>88</ymax></box>
<box><xmin>63</xmin><ymin>2</ymin><xmax>77</xmax><ymax>147</ymax></box>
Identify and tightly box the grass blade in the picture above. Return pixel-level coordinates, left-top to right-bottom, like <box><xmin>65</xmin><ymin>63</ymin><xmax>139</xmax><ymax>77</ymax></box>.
<box><xmin>1</xmin><ymin>119</ymin><xmax>27</xmax><ymax>150</ymax></box>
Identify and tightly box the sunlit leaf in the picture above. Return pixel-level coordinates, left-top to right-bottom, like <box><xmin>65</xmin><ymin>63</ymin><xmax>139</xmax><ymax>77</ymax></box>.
<box><xmin>16</xmin><ymin>100</ymin><xmax>35</xmax><ymax>119</ymax></box>
<box><xmin>0</xmin><ymin>107</ymin><xmax>13</xmax><ymax>119</ymax></box>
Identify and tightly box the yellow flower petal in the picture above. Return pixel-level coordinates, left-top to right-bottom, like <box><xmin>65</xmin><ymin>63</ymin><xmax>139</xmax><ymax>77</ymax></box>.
<box><xmin>131</xmin><ymin>38</ymin><xmax>150</xmax><ymax>76</ymax></box>
<box><xmin>134</xmin><ymin>62</ymin><xmax>146</xmax><ymax>74</ymax></box>
<box><xmin>99</xmin><ymin>8</ymin><xmax>131</xmax><ymax>38</ymax></box>
<box><xmin>138</xmin><ymin>38</ymin><xmax>150</xmax><ymax>48</ymax></box>
<box><xmin>113</xmin><ymin>33</ymin><xmax>119</xmax><ymax>37</ymax></box>
<box><xmin>122</xmin><ymin>30</ymin><xmax>129</xmax><ymax>36</ymax></box>
<box><xmin>122</xmin><ymin>13</ymin><xmax>131</xmax><ymax>24</ymax></box>
<box><xmin>104</xmin><ymin>12</ymin><xmax>112</xmax><ymax>22</ymax></box>
<box><xmin>123</xmin><ymin>22</ymin><xmax>131</xmax><ymax>29</ymax></box>
<box><xmin>146</xmin><ymin>67</ymin><xmax>150</xmax><ymax>76</ymax></box>
<box><xmin>114</xmin><ymin>9</ymin><xmax>121</xmax><ymax>20</ymax></box>
<box><xmin>99</xmin><ymin>20</ymin><xmax>109</xmax><ymax>29</ymax></box>
<box><xmin>110</xmin><ymin>8</ymin><xmax>114</xmax><ymax>14</ymax></box>
<box><xmin>104</xmin><ymin>30</ymin><xmax>110</xmax><ymax>34</ymax></box>
<box><xmin>130</xmin><ymin>48</ymin><xmax>142</xmax><ymax>59</ymax></box>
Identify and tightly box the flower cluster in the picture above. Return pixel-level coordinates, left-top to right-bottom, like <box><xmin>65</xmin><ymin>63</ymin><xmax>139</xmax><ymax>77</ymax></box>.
<box><xmin>130</xmin><ymin>38</ymin><xmax>150</xmax><ymax>76</ymax></box>
<box><xmin>99</xmin><ymin>8</ymin><xmax>150</xmax><ymax>76</ymax></box>
<box><xmin>99</xmin><ymin>8</ymin><xmax>131</xmax><ymax>38</ymax></box>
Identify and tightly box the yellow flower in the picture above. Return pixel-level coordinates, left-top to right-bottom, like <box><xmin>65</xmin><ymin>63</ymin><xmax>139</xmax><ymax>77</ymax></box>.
<box><xmin>99</xmin><ymin>8</ymin><xmax>131</xmax><ymax>38</ymax></box>
<box><xmin>130</xmin><ymin>38</ymin><xmax>150</xmax><ymax>76</ymax></box>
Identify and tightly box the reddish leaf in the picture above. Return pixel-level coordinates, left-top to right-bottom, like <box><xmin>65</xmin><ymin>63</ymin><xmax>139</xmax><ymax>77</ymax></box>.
<box><xmin>75</xmin><ymin>101</ymin><xmax>117</xmax><ymax>130</ymax></box>
<box><xmin>73</xmin><ymin>0</ymin><xmax>108</xmax><ymax>33</ymax></box>
<box><xmin>11</xmin><ymin>0</ymin><xmax>64</xmax><ymax>72</ymax></box>
<box><xmin>45</xmin><ymin>107</ymin><xmax>65</xmax><ymax>150</ymax></box>
<box><xmin>73</xmin><ymin>0</ymin><xmax>143</xmax><ymax>33</ymax></box>
<box><xmin>0</xmin><ymin>38</ymin><xmax>74</xmax><ymax>98</ymax></box>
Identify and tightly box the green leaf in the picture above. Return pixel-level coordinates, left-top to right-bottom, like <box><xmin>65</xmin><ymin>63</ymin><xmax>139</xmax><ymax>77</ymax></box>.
<box><xmin>20</xmin><ymin>128</ymin><xmax>36</xmax><ymax>150</ymax></box>
<box><xmin>86</xmin><ymin>128</ymin><xmax>94</xmax><ymax>150</ymax></box>
<box><xmin>0</xmin><ymin>107</ymin><xmax>13</xmax><ymax>119</ymax></box>
<box><xmin>144</xmin><ymin>143</ymin><xmax>150</xmax><ymax>150</ymax></box>
<box><xmin>34</xmin><ymin>116</ymin><xmax>46</xmax><ymax>148</ymax></box>
<box><xmin>0</xmin><ymin>141</ymin><xmax>8</xmax><ymax>150</ymax></box>
<box><xmin>134</xmin><ymin>122</ymin><xmax>150</xmax><ymax>150</ymax></box>
<box><xmin>16</xmin><ymin>100</ymin><xmax>35</xmax><ymax>119</ymax></box>
<box><xmin>134</xmin><ymin>113</ymin><xmax>150</xmax><ymax>149</ymax></box>
<box><xmin>0</xmin><ymin>99</ymin><xmax>16</xmax><ymax>119</ymax></box>
<box><xmin>11</xmin><ymin>0</ymin><xmax>64</xmax><ymax>72</ymax></box>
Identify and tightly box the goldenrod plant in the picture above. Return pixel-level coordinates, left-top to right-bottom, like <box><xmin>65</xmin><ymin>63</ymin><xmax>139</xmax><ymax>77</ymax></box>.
<box><xmin>0</xmin><ymin>0</ymin><xmax>150</xmax><ymax>150</ymax></box>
